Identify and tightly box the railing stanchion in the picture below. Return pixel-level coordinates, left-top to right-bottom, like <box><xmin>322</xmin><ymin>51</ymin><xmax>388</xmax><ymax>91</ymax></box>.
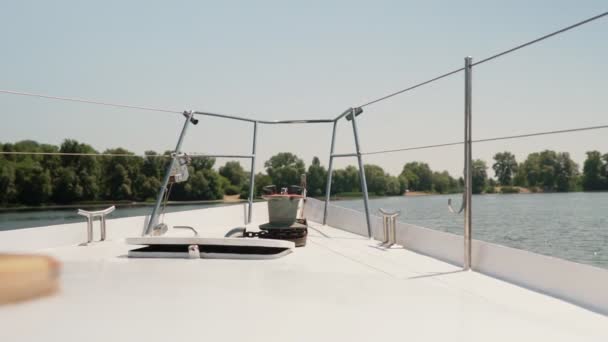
<box><xmin>144</xmin><ymin>111</ymin><xmax>195</xmax><ymax>236</ymax></box>
<box><xmin>323</xmin><ymin>121</ymin><xmax>338</xmax><ymax>225</ymax></box>
<box><xmin>464</xmin><ymin>57</ymin><xmax>473</xmax><ymax>270</ymax></box>
<box><xmin>248</xmin><ymin>121</ymin><xmax>258</xmax><ymax>224</ymax></box>
<box><xmin>350</xmin><ymin>108</ymin><xmax>373</xmax><ymax>238</ymax></box>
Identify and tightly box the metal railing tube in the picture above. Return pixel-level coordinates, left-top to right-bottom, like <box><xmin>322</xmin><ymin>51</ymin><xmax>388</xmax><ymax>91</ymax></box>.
<box><xmin>350</xmin><ymin>107</ymin><xmax>373</xmax><ymax>238</ymax></box>
<box><xmin>248</xmin><ymin>121</ymin><xmax>258</xmax><ymax>224</ymax></box>
<box><xmin>144</xmin><ymin>110</ymin><xmax>195</xmax><ymax>236</ymax></box>
<box><xmin>464</xmin><ymin>57</ymin><xmax>473</xmax><ymax>270</ymax></box>
<box><xmin>323</xmin><ymin>121</ymin><xmax>338</xmax><ymax>225</ymax></box>
<box><xmin>331</xmin><ymin>153</ymin><xmax>358</xmax><ymax>158</ymax></box>
<box><xmin>257</xmin><ymin>119</ymin><xmax>335</xmax><ymax>124</ymax></box>
<box><xmin>334</xmin><ymin>107</ymin><xmax>357</xmax><ymax>121</ymax></box>
<box><xmin>194</xmin><ymin>111</ymin><xmax>256</xmax><ymax>123</ymax></box>
<box><xmin>194</xmin><ymin>111</ymin><xmax>335</xmax><ymax>125</ymax></box>
<box><xmin>188</xmin><ymin>154</ymin><xmax>254</xmax><ymax>159</ymax></box>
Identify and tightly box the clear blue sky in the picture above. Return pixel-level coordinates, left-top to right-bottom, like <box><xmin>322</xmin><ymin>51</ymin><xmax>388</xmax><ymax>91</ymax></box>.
<box><xmin>1</xmin><ymin>0</ymin><xmax>606</xmax><ymax>177</ymax></box>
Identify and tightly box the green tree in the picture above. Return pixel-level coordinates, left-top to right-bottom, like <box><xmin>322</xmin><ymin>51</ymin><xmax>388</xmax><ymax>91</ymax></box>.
<box><xmin>492</xmin><ymin>152</ymin><xmax>518</xmax><ymax>186</ymax></box>
<box><xmin>137</xmin><ymin>175</ymin><xmax>161</xmax><ymax>201</ymax></box>
<box><xmin>512</xmin><ymin>163</ymin><xmax>527</xmax><ymax>187</ymax></box>
<box><xmin>264</xmin><ymin>152</ymin><xmax>305</xmax><ymax>188</ymax></box>
<box><xmin>170</xmin><ymin>165</ymin><xmax>224</xmax><ymax>201</ymax></box>
<box><xmin>331</xmin><ymin>166</ymin><xmax>360</xmax><ymax>194</ymax></box>
<box><xmin>486</xmin><ymin>178</ymin><xmax>497</xmax><ymax>193</ymax></box>
<box><xmin>398</xmin><ymin>174</ymin><xmax>408</xmax><ymax>194</ymax></box>
<box><xmin>136</xmin><ymin>151</ymin><xmax>164</xmax><ymax>201</ymax></box>
<box><xmin>449</xmin><ymin>175</ymin><xmax>461</xmax><ymax>193</ymax></box>
<box><xmin>199</xmin><ymin>169</ymin><xmax>224</xmax><ymax>200</ymax></box>
<box><xmin>604</xmin><ymin>153</ymin><xmax>608</xmax><ymax>183</ymax></box>
<box><xmin>385</xmin><ymin>176</ymin><xmax>402</xmax><ymax>196</ymax></box>
<box><xmin>582</xmin><ymin>151</ymin><xmax>607</xmax><ymax>191</ymax></box>
<box><xmin>554</xmin><ymin>152</ymin><xmax>579</xmax><ymax>192</ymax></box>
<box><xmin>52</xmin><ymin>167</ymin><xmax>83</xmax><ymax>203</ymax></box>
<box><xmin>306</xmin><ymin>157</ymin><xmax>327</xmax><ymax>197</ymax></box>
<box><xmin>190</xmin><ymin>156</ymin><xmax>216</xmax><ymax>171</ymax></box>
<box><xmin>472</xmin><ymin>159</ymin><xmax>488</xmax><ymax>194</ymax></box>
<box><xmin>538</xmin><ymin>150</ymin><xmax>559</xmax><ymax>190</ymax></box>
<box><xmin>218</xmin><ymin>174</ymin><xmax>231</xmax><ymax>195</ymax></box>
<box><xmin>431</xmin><ymin>171</ymin><xmax>455</xmax><ymax>194</ymax></box>
<box><xmin>239</xmin><ymin>172</ymin><xmax>252</xmax><ymax>199</ymax></box>
<box><xmin>520</xmin><ymin>153</ymin><xmax>541</xmax><ymax>189</ymax></box>
<box><xmin>141</xmin><ymin>151</ymin><xmax>164</xmax><ymax>179</ymax></box>
<box><xmin>364</xmin><ymin>164</ymin><xmax>388</xmax><ymax>196</ymax></box>
<box><xmin>518</xmin><ymin>150</ymin><xmax>579</xmax><ymax>192</ymax></box>
<box><xmin>254</xmin><ymin>172</ymin><xmax>272</xmax><ymax>196</ymax></box>
<box><xmin>219</xmin><ymin>161</ymin><xmax>246</xmax><ymax>188</ymax></box>
<box><xmin>55</xmin><ymin>139</ymin><xmax>101</xmax><ymax>202</ymax></box>
<box><xmin>12</xmin><ymin>140</ymin><xmax>42</xmax><ymax>163</ymax></box>
<box><xmin>400</xmin><ymin>162</ymin><xmax>433</xmax><ymax>192</ymax></box>
<box><xmin>14</xmin><ymin>160</ymin><xmax>53</xmax><ymax>205</ymax></box>
<box><xmin>39</xmin><ymin>144</ymin><xmax>61</xmax><ymax>172</ymax></box>
<box><xmin>100</xmin><ymin>148</ymin><xmax>142</xmax><ymax>200</ymax></box>
<box><xmin>2</xmin><ymin>141</ymin><xmax>55</xmax><ymax>205</ymax></box>
<box><xmin>0</xmin><ymin>159</ymin><xmax>17</xmax><ymax>204</ymax></box>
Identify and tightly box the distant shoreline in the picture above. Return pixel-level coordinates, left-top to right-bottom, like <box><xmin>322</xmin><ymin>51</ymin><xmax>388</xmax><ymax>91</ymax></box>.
<box><xmin>3</xmin><ymin>190</ymin><xmax>607</xmax><ymax>212</ymax></box>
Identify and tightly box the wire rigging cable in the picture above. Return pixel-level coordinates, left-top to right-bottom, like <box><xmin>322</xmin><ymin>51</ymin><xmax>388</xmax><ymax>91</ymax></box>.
<box><xmin>0</xmin><ymin>151</ymin><xmax>172</xmax><ymax>158</ymax></box>
<box><xmin>358</xmin><ymin>68</ymin><xmax>465</xmax><ymax>108</ymax></box>
<box><xmin>0</xmin><ymin>10</ymin><xmax>606</xmax><ymax>159</ymax></box>
<box><xmin>473</xmin><ymin>11</ymin><xmax>608</xmax><ymax>67</ymax></box>
<box><xmin>0</xmin><ymin>151</ymin><xmax>256</xmax><ymax>158</ymax></box>
<box><xmin>358</xmin><ymin>11</ymin><xmax>608</xmax><ymax>108</ymax></box>
<box><xmin>0</xmin><ymin>89</ymin><xmax>181</xmax><ymax>115</ymax></box>
<box><xmin>362</xmin><ymin>124</ymin><xmax>608</xmax><ymax>156</ymax></box>
<box><xmin>0</xmin><ymin>11</ymin><xmax>606</xmax><ymax>117</ymax></box>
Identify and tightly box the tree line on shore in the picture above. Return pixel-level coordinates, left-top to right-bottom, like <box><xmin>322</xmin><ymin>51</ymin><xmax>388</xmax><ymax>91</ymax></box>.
<box><xmin>1</xmin><ymin>139</ymin><xmax>607</xmax><ymax>206</ymax></box>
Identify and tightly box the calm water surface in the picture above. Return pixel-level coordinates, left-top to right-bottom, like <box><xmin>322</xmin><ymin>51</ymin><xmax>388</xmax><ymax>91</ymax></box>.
<box><xmin>335</xmin><ymin>192</ymin><xmax>608</xmax><ymax>269</ymax></box>
<box><xmin>0</xmin><ymin>203</ymin><xmax>237</xmax><ymax>231</ymax></box>
<box><xmin>1</xmin><ymin>193</ymin><xmax>607</xmax><ymax>269</ymax></box>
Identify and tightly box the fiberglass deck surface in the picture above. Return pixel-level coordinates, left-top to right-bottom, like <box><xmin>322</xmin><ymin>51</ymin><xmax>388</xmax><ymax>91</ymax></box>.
<box><xmin>1</xmin><ymin>221</ymin><xmax>607</xmax><ymax>341</ymax></box>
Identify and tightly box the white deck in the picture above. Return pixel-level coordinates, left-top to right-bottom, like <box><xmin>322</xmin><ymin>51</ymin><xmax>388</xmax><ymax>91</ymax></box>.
<box><xmin>1</xmin><ymin>205</ymin><xmax>607</xmax><ymax>341</ymax></box>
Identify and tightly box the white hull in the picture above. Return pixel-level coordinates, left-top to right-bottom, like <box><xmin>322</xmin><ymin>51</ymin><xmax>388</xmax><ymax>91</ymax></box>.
<box><xmin>0</xmin><ymin>199</ymin><xmax>607</xmax><ymax>341</ymax></box>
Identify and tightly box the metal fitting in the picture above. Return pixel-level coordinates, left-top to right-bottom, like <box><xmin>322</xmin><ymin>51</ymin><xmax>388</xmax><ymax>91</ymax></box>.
<box><xmin>379</xmin><ymin>208</ymin><xmax>400</xmax><ymax>247</ymax></box>
<box><xmin>188</xmin><ymin>245</ymin><xmax>200</xmax><ymax>259</ymax></box>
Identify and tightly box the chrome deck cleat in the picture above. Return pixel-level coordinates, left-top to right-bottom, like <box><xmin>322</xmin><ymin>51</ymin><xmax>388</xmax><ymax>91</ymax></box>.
<box><xmin>77</xmin><ymin>206</ymin><xmax>115</xmax><ymax>245</ymax></box>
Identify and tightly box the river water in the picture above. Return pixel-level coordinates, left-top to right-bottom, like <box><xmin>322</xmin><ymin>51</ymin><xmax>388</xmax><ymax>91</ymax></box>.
<box><xmin>334</xmin><ymin>192</ymin><xmax>608</xmax><ymax>270</ymax></box>
<box><xmin>1</xmin><ymin>193</ymin><xmax>607</xmax><ymax>269</ymax></box>
<box><xmin>0</xmin><ymin>203</ymin><xmax>237</xmax><ymax>231</ymax></box>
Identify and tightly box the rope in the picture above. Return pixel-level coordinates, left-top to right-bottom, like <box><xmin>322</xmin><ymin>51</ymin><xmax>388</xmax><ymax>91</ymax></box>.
<box><xmin>362</xmin><ymin>124</ymin><xmax>608</xmax><ymax>156</ymax></box>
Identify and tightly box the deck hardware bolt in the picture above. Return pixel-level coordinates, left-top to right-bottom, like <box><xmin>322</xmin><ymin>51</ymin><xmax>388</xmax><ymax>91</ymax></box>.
<box><xmin>188</xmin><ymin>245</ymin><xmax>200</xmax><ymax>259</ymax></box>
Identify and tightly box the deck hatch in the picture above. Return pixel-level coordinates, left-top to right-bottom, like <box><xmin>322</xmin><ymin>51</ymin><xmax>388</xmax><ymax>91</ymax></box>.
<box><xmin>130</xmin><ymin>244</ymin><xmax>289</xmax><ymax>255</ymax></box>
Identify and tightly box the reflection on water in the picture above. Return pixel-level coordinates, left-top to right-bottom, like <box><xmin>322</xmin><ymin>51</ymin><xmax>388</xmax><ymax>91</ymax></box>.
<box><xmin>335</xmin><ymin>193</ymin><xmax>608</xmax><ymax>270</ymax></box>
<box><xmin>0</xmin><ymin>203</ymin><xmax>237</xmax><ymax>231</ymax></box>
